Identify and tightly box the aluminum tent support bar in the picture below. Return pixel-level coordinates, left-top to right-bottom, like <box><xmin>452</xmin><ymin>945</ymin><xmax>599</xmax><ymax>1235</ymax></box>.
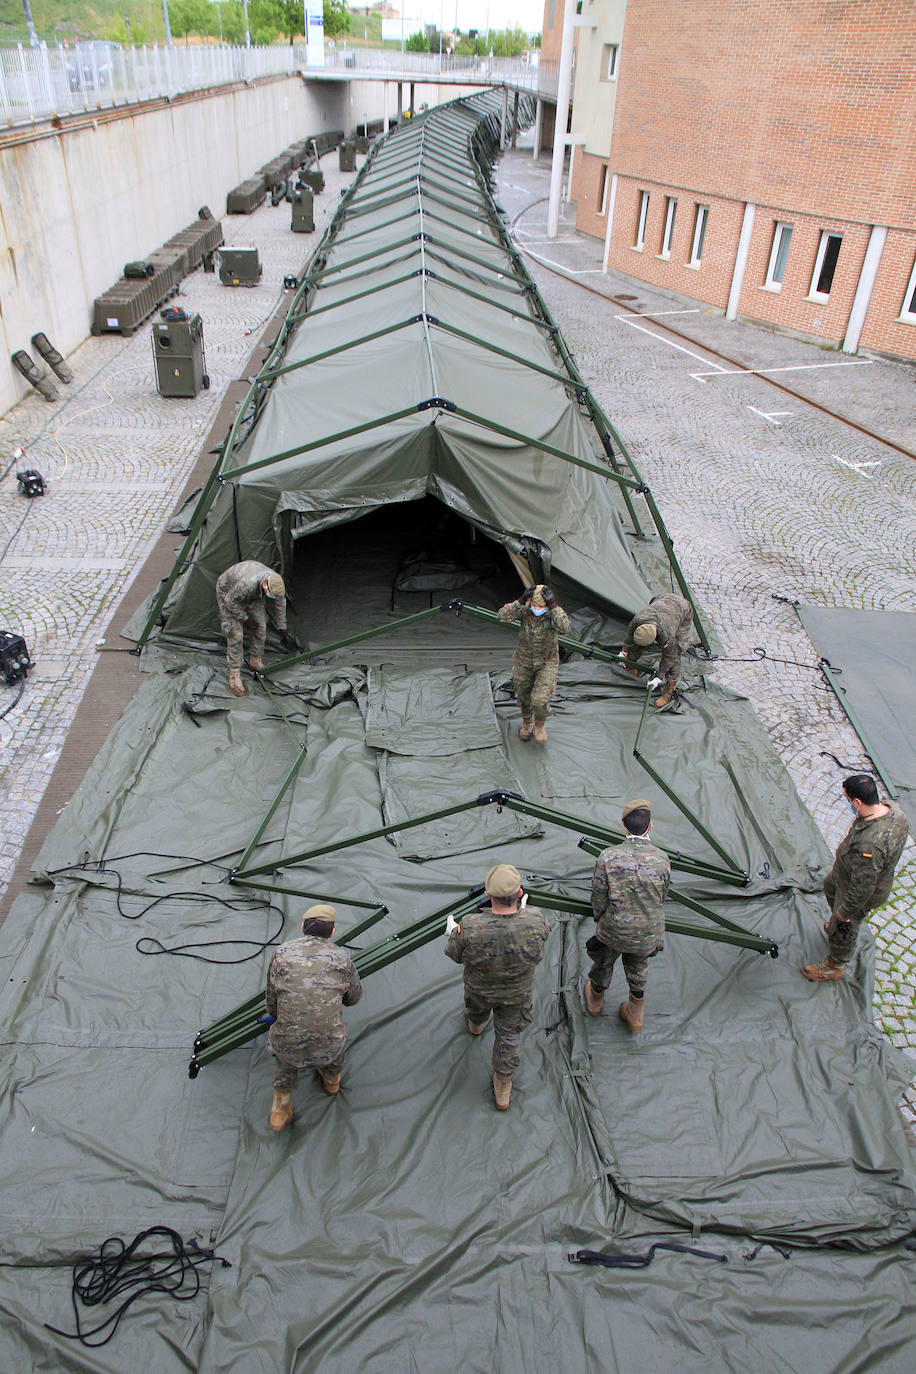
<box><xmin>525</xmin><ymin>888</ymin><xmax>777</xmax><ymax>956</ymax></box>
<box><xmin>231</xmin><ymin>878</ymin><xmax>382</xmax><ymax>912</ymax></box>
<box><xmin>233</xmin><ymin>739</ymin><xmax>309</xmax><ymax>876</ymax></box>
<box><xmin>819</xmin><ymin>659</ymin><xmax>898</xmax><ymax>799</ymax></box>
<box><xmin>576</xmin><ymin>836</ymin><xmax>742</xmax><ymax>888</ymax></box>
<box><xmin>220</xmin><ymin>406</ymin><xmax>419</xmax><ymax>481</ymax></box>
<box><xmin>189</xmin><ymin>890</ymin><xmax>484</xmax><ymax>1076</ymax></box>
<box><xmin>450</xmin><ymin>408</ymin><xmax>643</xmax><ymax>490</ymax></box>
<box><xmin>453</xmin><ymin>601</ymin><xmax>624</xmax><ymax>667</ymax></box>
<box><xmin>632</xmin><ymin>689</ymin><xmax>746</xmax><ymax>878</ymax></box>
<box><xmin>265</xmin><ymin>603</ymin><xmax>446</xmax><ymax>674</ymax></box>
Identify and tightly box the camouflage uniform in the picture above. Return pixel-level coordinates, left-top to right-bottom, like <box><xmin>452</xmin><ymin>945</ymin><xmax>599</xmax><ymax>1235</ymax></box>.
<box><xmin>497</xmin><ymin>598</ymin><xmax>571</xmax><ymax>722</ymax></box>
<box><xmin>823</xmin><ymin>801</ymin><xmax>909</xmax><ymax>964</ymax></box>
<box><xmin>215</xmin><ymin>560</ymin><xmax>287</xmax><ymax>670</ymax></box>
<box><xmin>622</xmin><ymin>593</ymin><xmax>693</xmax><ymax>687</ymax></box>
<box><xmin>445</xmin><ymin>905</ymin><xmax>550</xmax><ymax>1076</ymax></box>
<box><xmin>265</xmin><ymin>935</ymin><xmax>362</xmax><ymax>1091</ymax></box>
<box><xmin>588</xmin><ymin>837</ymin><xmax>671</xmax><ymax>995</ymax></box>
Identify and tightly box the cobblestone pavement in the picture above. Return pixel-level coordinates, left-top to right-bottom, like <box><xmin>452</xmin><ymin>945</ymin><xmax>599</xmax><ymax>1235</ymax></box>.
<box><xmin>0</xmin><ymin>155</ymin><xmax>359</xmax><ymax>892</ymax></box>
<box><xmin>496</xmin><ymin>147</ymin><xmax>916</xmax><ymax>1111</ymax></box>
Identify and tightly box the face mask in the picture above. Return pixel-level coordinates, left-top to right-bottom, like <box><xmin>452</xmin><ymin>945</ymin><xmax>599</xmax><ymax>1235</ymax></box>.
<box><xmin>530</xmin><ymin>606</ymin><xmax>548</xmax><ymax>617</ymax></box>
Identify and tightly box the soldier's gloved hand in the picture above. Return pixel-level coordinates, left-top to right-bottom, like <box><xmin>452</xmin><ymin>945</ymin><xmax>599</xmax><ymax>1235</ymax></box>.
<box><xmin>257</xmin><ymin>1013</ymin><xmax>276</xmax><ymax>1026</ymax></box>
<box><xmin>541</xmin><ymin>586</ymin><xmax>557</xmax><ymax>609</ymax></box>
<box><xmin>520</xmin><ymin>586</ymin><xmax>536</xmax><ymax>603</ymax></box>
<box><xmin>445</xmin><ymin>914</ymin><xmax>460</xmax><ymax>935</ymax></box>
<box><xmin>585</xmin><ymin>933</ymin><xmax>605</xmax><ymax>957</ymax></box>
<box><xmin>648</xmin><ymin>676</ymin><xmax>663</xmax><ymax>691</ymax></box>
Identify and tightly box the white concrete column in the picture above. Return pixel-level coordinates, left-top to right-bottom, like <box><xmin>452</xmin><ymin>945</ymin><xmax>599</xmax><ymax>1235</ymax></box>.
<box><xmin>601</xmin><ymin>172</ymin><xmax>618</xmax><ymax>272</ymax></box>
<box><xmin>397</xmin><ymin>80</ymin><xmax>402</xmax><ymax>122</ymax></box>
<box><xmin>547</xmin><ymin>0</ymin><xmax>576</xmax><ymax>238</ymax></box>
<box><xmin>567</xmin><ymin>141</ymin><xmax>577</xmax><ymax>202</ymax></box>
<box><xmin>843</xmin><ymin>224</ymin><xmax>888</xmax><ymax>354</ymax></box>
<box><xmin>499</xmin><ymin>86</ymin><xmax>508</xmax><ymax>150</ymax></box>
<box><xmin>532</xmin><ymin>97</ymin><xmax>544</xmax><ymax>160</ymax></box>
<box><xmin>383</xmin><ymin>82</ymin><xmax>389</xmax><ymax>133</ymax></box>
<box><xmin>726</xmin><ymin>202</ymin><xmax>756</xmax><ymax>321</ymax></box>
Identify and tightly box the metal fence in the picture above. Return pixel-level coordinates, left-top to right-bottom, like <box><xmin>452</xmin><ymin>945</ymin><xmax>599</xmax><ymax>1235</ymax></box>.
<box><xmin>0</xmin><ymin>41</ymin><xmax>557</xmax><ymax>129</ymax></box>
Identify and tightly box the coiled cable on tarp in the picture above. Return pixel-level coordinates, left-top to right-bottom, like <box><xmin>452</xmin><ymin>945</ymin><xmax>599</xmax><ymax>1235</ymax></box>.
<box><xmin>44</xmin><ymin>1226</ymin><xmax>231</xmax><ymax>1348</ymax></box>
<box><xmin>568</xmin><ymin>1241</ymin><xmax>728</xmax><ymax>1269</ymax></box>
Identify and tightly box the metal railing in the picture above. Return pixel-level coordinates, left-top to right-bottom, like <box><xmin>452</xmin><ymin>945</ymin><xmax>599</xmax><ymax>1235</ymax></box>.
<box><xmin>0</xmin><ymin>40</ymin><xmax>558</xmax><ymax>129</ymax></box>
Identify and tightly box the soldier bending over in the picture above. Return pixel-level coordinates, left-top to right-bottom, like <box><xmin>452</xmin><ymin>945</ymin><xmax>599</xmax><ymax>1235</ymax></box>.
<box><xmin>215</xmin><ymin>560</ymin><xmax>291</xmax><ymax>697</ymax></box>
<box><xmin>619</xmin><ymin>592</ymin><xmax>693</xmax><ymax>708</ymax></box>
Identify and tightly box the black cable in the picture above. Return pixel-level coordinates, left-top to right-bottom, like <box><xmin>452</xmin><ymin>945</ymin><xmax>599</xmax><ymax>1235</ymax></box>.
<box><xmin>568</xmin><ymin>1241</ymin><xmax>728</xmax><ymax>1268</ymax></box>
<box><xmin>0</xmin><ymin>500</ymin><xmax>34</xmax><ymax>565</ymax></box>
<box><xmin>690</xmin><ymin>644</ymin><xmax>830</xmax><ymax>673</ymax></box>
<box><xmin>47</xmin><ymin>860</ymin><xmax>285</xmax><ymax>964</ymax></box>
<box><xmin>0</xmin><ymin>675</ymin><xmax>27</xmax><ymax>721</ymax></box>
<box><xmin>44</xmin><ymin>1226</ymin><xmax>230</xmax><ymax>1349</ymax></box>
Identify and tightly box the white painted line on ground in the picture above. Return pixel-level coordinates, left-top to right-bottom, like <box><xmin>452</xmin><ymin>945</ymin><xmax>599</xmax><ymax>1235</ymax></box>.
<box><xmin>748</xmin><ymin>406</ymin><xmax>793</xmax><ymax>426</ymax></box>
<box><xmin>833</xmin><ymin>453</ymin><xmax>882</xmax><ymax>476</ymax></box>
<box><xmin>522</xmin><ymin>247</ymin><xmax>608</xmax><ymax>276</ymax></box>
<box><xmin>691</xmin><ymin>359</ymin><xmax>874</xmax><ymax>381</ymax></box>
<box><xmin>517</xmin><ymin>236</ymin><xmax>581</xmax><ymax>245</ymax></box>
<box><xmin>616</xmin><ymin>316</ymin><xmax>730</xmax><ymax>375</ymax></box>
<box><xmin>616</xmin><ymin>309</ymin><xmax>702</xmax><ymax>318</ymax></box>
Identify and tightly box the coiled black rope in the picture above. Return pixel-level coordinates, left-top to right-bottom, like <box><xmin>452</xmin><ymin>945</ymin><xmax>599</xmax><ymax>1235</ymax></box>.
<box><xmin>44</xmin><ymin>1227</ymin><xmax>230</xmax><ymax>1348</ymax></box>
<box><xmin>690</xmin><ymin>644</ymin><xmax>830</xmax><ymax>673</ymax></box>
<box><xmin>568</xmin><ymin>1241</ymin><xmax>728</xmax><ymax>1268</ymax></box>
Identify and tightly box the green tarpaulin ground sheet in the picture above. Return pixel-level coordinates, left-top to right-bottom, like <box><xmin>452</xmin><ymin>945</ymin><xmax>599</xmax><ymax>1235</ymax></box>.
<box><xmin>1</xmin><ymin>662</ymin><xmax>915</xmax><ymax>1372</ymax></box>
<box><xmin>798</xmin><ymin>605</ymin><xmax>916</xmax><ymax>830</ymax></box>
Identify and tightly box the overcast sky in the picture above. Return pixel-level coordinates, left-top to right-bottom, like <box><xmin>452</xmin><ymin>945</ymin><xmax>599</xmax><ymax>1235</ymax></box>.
<box><xmin>389</xmin><ymin>1</ymin><xmax>547</xmax><ymax>36</ymax></box>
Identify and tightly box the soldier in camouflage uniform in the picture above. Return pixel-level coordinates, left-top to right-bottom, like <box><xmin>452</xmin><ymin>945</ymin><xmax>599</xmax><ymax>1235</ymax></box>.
<box><xmin>263</xmin><ymin>904</ymin><xmax>363</xmax><ymax>1132</ymax></box>
<box><xmin>584</xmin><ymin>799</ymin><xmax>671</xmax><ymax>1031</ymax></box>
<box><xmin>619</xmin><ymin>592</ymin><xmax>693</xmax><ymax>708</ymax></box>
<box><xmin>804</xmin><ymin>773</ymin><xmax>910</xmax><ymax>983</ymax></box>
<box><xmin>215</xmin><ymin>560</ymin><xmax>290</xmax><ymax>697</ymax></box>
<box><xmin>445</xmin><ymin>863</ymin><xmax>550</xmax><ymax>1110</ymax></box>
<box><xmin>497</xmin><ymin>584</ymin><xmax>571</xmax><ymax>743</ymax></box>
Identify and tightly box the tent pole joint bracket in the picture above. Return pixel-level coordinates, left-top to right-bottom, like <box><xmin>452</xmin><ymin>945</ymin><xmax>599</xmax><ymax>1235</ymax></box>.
<box><xmin>417</xmin><ymin>397</ymin><xmax>456</xmax><ymax>412</ymax></box>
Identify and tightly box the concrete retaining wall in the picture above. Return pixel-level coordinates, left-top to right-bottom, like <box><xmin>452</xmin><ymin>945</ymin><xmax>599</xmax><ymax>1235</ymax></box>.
<box><xmin>0</xmin><ymin>74</ymin><xmax>470</xmax><ymax>416</ymax></box>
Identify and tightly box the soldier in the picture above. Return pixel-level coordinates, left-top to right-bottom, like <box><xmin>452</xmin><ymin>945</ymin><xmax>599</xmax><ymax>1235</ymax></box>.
<box><xmin>497</xmin><ymin>584</ymin><xmax>571</xmax><ymax>743</ymax></box>
<box><xmin>619</xmin><ymin>592</ymin><xmax>693</xmax><ymax>708</ymax></box>
<box><xmin>261</xmin><ymin>904</ymin><xmax>363</xmax><ymax>1132</ymax></box>
<box><xmin>215</xmin><ymin>560</ymin><xmax>292</xmax><ymax>697</ymax></box>
<box><xmin>803</xmin><ymin>774</ymin><xmax>909</xmax><ymax>983</ymax></box>
<box><xmin>445</xmin><ymin>863</ymin><xmax>550</xmax><ymax>1111</ymax></box>
<box><xmin>584</xmin><ymin>799</ymin><xmax>670</xmax><ymax>1030</ymax></box>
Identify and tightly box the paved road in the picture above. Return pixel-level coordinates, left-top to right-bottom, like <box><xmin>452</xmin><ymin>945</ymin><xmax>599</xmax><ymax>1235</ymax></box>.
<box><xmin>495</xmin><ymin>147</ymin><xmax>916</xmax><ymax>1120</ymax></box>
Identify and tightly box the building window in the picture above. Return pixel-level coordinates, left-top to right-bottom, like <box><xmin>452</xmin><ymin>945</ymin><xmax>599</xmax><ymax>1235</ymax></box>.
<box><xmin>598</xmin><ymin>165</ymin><xmax>610</xmax><ymax>216</ymax></box>
<box><xmin>808</xmin><ymin>231</ymin><xmax>842</xmax><ymax>300</ymax></box>
<box><xmin>764</xmin><ymin>222</ymin><xmax>793</xmax><ymax>291</ymax></box>
<box><xmin>899</xmin><ymin>256</ymin><xmax>916</xmax><ymax>323</ymax></box>
<box><xmin>634</xmin><ymin>190</ymin><xmax>649</xmax><ymax>250</ymax></box>
<box><xmin>660</xmin><ymin>197</ymin><xmax>677</xmax><ymax>258</ymax></box>
<box><xmin>601</xmin><ymin>44</ymin><xmax>619</xmax><ymax>80</ymax></box>
<box><xmin>688</xmin><ymin>204</ymin><xmax>708</xmax><ymax>266</ymax></box>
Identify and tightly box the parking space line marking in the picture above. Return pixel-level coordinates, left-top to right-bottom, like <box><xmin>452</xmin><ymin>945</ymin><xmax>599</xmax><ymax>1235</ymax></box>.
<box><xmin>616</xmin><ymin>309</ymin><xmax>702</xmax><ymax>318</ymax></box>
<box><xmin>833</xmin><ymin>453</ymin><xmax>882</xmax><ymax>476</ymax></box>
<box><xmin>748</xmin><ymin>406</ymin><xmax>793</xmax><ymax>426</ymax></box>
<box><xmin>691</xmin><ymin>359</ymin><xmax>874</xmax><ymax>381</ymax></box>
<box><xmin>522</xmin><ymin>247</ymin><xmax>609</xmax><ymax>275</ymax></box>
<box><xmin>615</xmin><ymin>316</ymin><xmax>730</xmax><ymax>373</ymax></box>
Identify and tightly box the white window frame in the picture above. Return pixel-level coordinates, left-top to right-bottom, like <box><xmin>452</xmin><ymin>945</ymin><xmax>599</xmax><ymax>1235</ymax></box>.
<box><xmin>807</xmin><ymin>230</ymin><xmax>843</xmax><ymax>301</ymax></box>
<box><xmin>897</xmin><ymin>256</ymin><xmax>916</xmax><ymax>324</ymax></box>
<box><xmin>764</xmin><ymin>221</ymin><xmax>793</xmax><ymax>291</ymax></box>
<box><xmin>634</xmin><ymin>190</ymin><xmax>649</xmax><ymax>250</ymax></box>
<box><xmin>659</xmin><ymin>196</ymin><xmax>677</xmax><ymax>259</ymax></box>
<box><xmin>601</xmin><ymin>43</ymin><xmax>619</xmax><ymax>81</ymax></box>
<box><xmin>688</xmin><ymin>204</ymin><xmax>708</xmax><ymax>267</ymax></box>
<box><xmin>598</xmin><ymin>164</ymin><xmax>610</xmax><ymax>216</ymax></box>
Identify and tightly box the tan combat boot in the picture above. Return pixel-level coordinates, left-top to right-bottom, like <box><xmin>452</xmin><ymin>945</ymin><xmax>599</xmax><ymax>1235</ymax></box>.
<box><xmin>653</xmin><ymin>683</ymin><xmax>675</xmax><ymax>709</ymax></box>
<box><xmin>228</xmin><ymin>668</ymin><xmax>246</xmax><ymax>697</ymax></box>
<box><xmin>519</xmin><ymin>715</ymin><xmax>535</xmax><ymax>741</ymax></box>
<box><xmin>619</xmin><ymin>994</ymin><xmax>645</xmax><ymax>1031</ymax></box>
<box><xmin>467</xmin><ymin>1016</ymin><xmax>487</xmax><ymax>1035</ymax></box>
<box><xmin>493</xmin><ymin>1073</ymin><xmax>512</xmax><ymax>1110</ymax></box>
<box><xmin>623</xmin><ymin>665</ymin><xmax>639</xmax><ymax>678</ymax></box>
<box><xmin>533</xmin><ymin>720</ymin><xmax>547</xmax><ymax>744</ymax></box>
<box><xmin>583</xmin><ymin>979</ymin><xmax>604</xmax><ymax>1016</ymax></box>
<box><xmin>317</xmin><ymin>1067</ymin><xmax>341</xmax><ymax>1095</ymax></box>
<box><xmin>248</xmin><ymin>655</ymin><xmax>264</xmax><ymax>671</ymax></box>
<box><xmin>802</xmin><ymin>958</ymin><xmax>845</xmax><ymax>982</ymax></box>
<box><xmin>268</xmin><ymin>1091</ymin><xmax>293</xmax><ymax>1131</ymax></box>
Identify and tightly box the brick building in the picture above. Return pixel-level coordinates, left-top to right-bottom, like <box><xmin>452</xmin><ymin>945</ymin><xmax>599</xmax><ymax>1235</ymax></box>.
<box><xmin>558</xmin><ymin>0</ymin><xmax>916</xmax><ymax>361</ymax></box>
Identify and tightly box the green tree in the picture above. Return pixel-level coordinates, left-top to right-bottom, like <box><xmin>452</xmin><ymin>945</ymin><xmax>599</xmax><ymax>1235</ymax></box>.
<box><xmin>248</xmin><ymin>0</ymin><xmax>284</xmax><ymax>43</ymax></box>
<box><xmin>168</xmin><ymin>0</ymin><xmax>216</xmax><ymax>42</ymax></box>
<box><xmin>324</xmin><ymin>0</ymin><xmax>350</xmax><ymax>39</ymax></box>
<box><xmin>276</xmin><ymin>0</ymin><xmax>303</xmax><ymax>42</ymax></box>
<box><xmin>405</xmin><ymin>29</ymin><xmax>427</xmax><ymax>52</ymax></box>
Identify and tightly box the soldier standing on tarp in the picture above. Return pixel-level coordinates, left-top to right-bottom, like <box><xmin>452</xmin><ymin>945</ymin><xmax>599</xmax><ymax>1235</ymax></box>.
<box><xmin>619</xmin><ymin>592</ymin><xmax>693</xmax><ymax>708</ymax></box>
<box><xmin>215</xmin><ymin>560</ymin><xmax>291</xmax><ymax>697</ymax></box>
<box><xmin>261</xmin><ymin>904</ymin><xmax>363</xmax><ymax>1132</ymax></box>
<box><xmin>497</xmin><ymin>584</ymin><xmax>571</xmax><ymax>743</ymax></box>
<box><xmin>584</xmin><ymin>799</ymin><xmax>671</xmax><ymax>1031</ymax></box>
<box><xmin>445</xmin><ymin>864</ymin><xmax>550</xmax><ymax>1111</ymax></box>
<box><xmin>803</xmin><ymin>773</ymin><xmax>909</xmax><ymax>983</ymax></box>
